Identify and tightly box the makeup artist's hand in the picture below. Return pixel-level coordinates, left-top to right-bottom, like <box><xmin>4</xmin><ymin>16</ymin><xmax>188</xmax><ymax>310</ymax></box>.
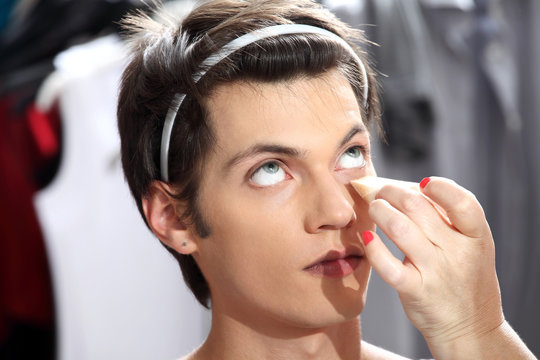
<box><xmin>362</xmin><ymin>177</ymin><xmax>535</xmax><ymax>359</ymax></box>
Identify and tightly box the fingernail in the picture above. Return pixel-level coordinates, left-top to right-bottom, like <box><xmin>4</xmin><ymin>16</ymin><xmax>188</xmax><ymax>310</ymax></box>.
<box><xmin>362</xmin><ymin>231</ymin><xmax>374</xmax><ymax>246</ymax></box>
<box><xmin>420</xmin><ymin>177</ymin><xmax>431</xmax><ymax>189</ymax></box>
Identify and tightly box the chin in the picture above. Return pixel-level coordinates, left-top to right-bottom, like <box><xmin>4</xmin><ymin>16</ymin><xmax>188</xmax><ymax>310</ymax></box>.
<box><xmin>318</xmin><ymin>270</ymin><xmax>370</xmax><ymax>322</ymax></box>
<box><xmin>327</xmin><ymin>290</ymin><xmax>367</xmax><ymax>321</ymax></box>
<box><xmin>290</xmin><ymin>281</ymin><xmax>369</xmax><ymax>329</ymax></box>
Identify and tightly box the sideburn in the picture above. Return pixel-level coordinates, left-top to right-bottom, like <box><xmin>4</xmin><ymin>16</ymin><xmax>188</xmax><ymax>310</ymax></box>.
<box><xmin>191</xmin><ymin>198</ymin><xmax>212</xmax><ymax>238</ymax></box>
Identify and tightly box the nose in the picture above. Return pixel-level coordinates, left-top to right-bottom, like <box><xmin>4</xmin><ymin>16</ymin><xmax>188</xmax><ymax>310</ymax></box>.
<box><xmin>304</xmin><ymin>173</ymin><xmax>357</xmax><ymax>233</ymax></box>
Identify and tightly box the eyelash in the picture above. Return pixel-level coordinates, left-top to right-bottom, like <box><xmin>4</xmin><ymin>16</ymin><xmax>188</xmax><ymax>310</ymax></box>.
<box><xmin>345</xmin><ymin>145</ymin><xmax>369</xmax><ymax>158</ymax></box>
<box><xmin>336</xmin><ymin>145</ymin><xmax>370</xmax><ymax>169</ymax></box>
<box><xmin>247</xmin><ymin>144</ymin><xmax>369</xmax><ymax>184</ymax></box>
<box><xmin>247</xmin><ymin>159</ymin><xmax>289</xmax><ymax>183</ymax></box>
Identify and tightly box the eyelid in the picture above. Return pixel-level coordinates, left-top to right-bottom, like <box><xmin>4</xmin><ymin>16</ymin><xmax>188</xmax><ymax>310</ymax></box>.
<box><xmin>359</xmin><ymin>145</ymin><xmax>371</xmax><ymax>160</ymax></box>
<box><xmin>335</xmin><ymin>144</ymin><xmax>370</xmax><ymax>171</ymax></box>
<box><xmin>335</xmin><ymin>144</ymin><xmax>370</xmax><ymax>170</ymax></box>
<box><xmin>244</xmin><ymin>140</ymin><xmax>370</xmax><ymax>185</ymax></box>
<box><xmin>341</xmin><ymin>131</ymin><xmax>370</xmax><ymax>153</ymax></box>
<box><xmin>246</xmin><ymin>158</ymin><xmax>291</xmax><ymax>185</ymax></box>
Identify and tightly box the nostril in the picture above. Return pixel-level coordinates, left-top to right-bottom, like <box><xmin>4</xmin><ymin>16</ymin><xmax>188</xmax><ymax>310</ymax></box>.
<box><xmin>316</xmin><ymin>207</ymin><xmax>356</xmax><ymax>231</ymax></box>
<box><xmin>346</xmin><ymin>210</ymin><xmax>358</xmax><ymax>228</ymax></box>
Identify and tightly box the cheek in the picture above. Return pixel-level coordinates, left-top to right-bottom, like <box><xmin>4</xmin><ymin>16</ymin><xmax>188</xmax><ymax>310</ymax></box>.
<box><xmin>197</xmin><ymin>187</ymin><xmax>300</xmax><ymax>282</ymax></box>
<box><xmin>206</xmin><ymin>181</ymin><xmax>299</xmax><ymax>244</ymax></box>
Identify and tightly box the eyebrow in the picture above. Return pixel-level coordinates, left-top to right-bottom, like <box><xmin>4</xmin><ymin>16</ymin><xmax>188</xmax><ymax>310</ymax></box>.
<box><xmin>224</xmin><ymin>144</ymin><xmax>306</xmax><ymax>171</ymax></box>
<box><xmin>338</xmin><ymin>125</ymin><xmax>365</xmax><ymax>149</ymax></box>
<box><xmin>223</xmin><ymin>125</ymin><xmax>366</xmax><ymax>172</ymax></box>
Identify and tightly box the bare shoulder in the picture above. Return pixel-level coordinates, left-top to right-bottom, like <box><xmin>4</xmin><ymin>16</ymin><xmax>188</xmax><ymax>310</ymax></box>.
<box><xmin>361</xmin><ymin>341</ymin><xmax>412</xmax><ymax>360</ymax></box>
<box><xmin>176</xmin><ymin>349</ymin><xmax>198</xmax><ymax>360</ymax></box>
<box><xmin>177</xmin><ymin>355</ymin><xmax>195</xmax><ymax>360</ymax></box>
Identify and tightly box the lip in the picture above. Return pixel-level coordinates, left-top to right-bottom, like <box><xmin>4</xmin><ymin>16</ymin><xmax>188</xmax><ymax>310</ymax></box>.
<box><xmin>304</xmin><ymin>247</ymin><xmax>364</xmax><ymax>278</ymax></box>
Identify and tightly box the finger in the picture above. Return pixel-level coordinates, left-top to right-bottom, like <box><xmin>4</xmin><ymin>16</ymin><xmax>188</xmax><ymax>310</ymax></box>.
<box><xmin>361</xmin><ymin>230</ymin><xmax>418</xmax><ymax>293</ymax></box>
<box><xmin>420</xmin><ymin>177</ymin><xmax>489</xmax><ymax>238</ymax></box>
<box><xmin>368</xmin><ymin>198</ymin><xmax>434</xmax><ymax>268</ymax></box>
<box><xmin>375</xmin><ymin>183</ymin><xmax>455</xmax><ymax>245</ymax></box>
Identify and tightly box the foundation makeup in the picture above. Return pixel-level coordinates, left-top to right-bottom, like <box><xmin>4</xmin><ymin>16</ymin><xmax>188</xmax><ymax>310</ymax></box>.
<box><xmin>350</xmin><ymin>176</ymin><xmax>419</xmax><ymax>203</ymax></box>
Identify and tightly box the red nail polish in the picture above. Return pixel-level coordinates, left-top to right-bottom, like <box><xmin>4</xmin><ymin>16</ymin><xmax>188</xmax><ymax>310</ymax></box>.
<box><xmin>420</xmin><ymin>177</ymin><xmax>431</xmax><ymax>189</ymax></box>
<box><xmin>362</xmin><ymin>231</ymin><xmax>374</xmax><ymax>246</ymax></box>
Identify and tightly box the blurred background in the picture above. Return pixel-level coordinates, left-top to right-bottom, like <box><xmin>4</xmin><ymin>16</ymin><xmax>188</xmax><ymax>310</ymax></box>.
<box><xmin>0</xmin><ymin>0</ymin><xmax>538</xmax><ymax>359</ymax></box>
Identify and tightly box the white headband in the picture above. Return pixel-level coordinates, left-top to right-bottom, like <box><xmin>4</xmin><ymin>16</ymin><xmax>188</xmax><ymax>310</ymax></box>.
<box><xmin>160</xmin><ymin>23</ymin><xmax>369</xmax><ymax>181</ymax></box>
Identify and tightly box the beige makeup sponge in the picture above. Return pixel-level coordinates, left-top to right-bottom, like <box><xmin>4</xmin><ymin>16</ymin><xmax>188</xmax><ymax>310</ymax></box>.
<box><xmin>350</xmin><ymin>176</ymin><xmax>419</xmax><ymax>203</ymax></box>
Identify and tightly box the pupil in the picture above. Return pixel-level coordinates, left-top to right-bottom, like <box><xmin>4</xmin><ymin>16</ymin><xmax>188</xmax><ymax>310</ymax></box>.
<box><xmin>265</xmin><ymin>163</ymin><xmax>278</xmax><ymax>173</ymax></box>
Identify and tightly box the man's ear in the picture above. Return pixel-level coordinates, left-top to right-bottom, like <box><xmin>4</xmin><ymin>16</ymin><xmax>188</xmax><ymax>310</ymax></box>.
<box><xmin>142</xmin><ymin>181</ymin><xmax>198</xmax><ymax>255</ymax></box>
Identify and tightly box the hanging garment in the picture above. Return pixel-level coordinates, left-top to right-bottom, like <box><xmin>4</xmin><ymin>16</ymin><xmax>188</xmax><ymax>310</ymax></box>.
<box><xmin>34</xmin><ymin>35</ymin><xmax>210</xmax><ymax>360</ymax></box>
<box><xmin>1</xmin><ymin>1</ymin><xmax>137</xmax><ymax>356</ymax></box>
<box><xmin>0</xmin><ymin>93</ymin><xmax>56</xmax><ymax>358</ymax></box>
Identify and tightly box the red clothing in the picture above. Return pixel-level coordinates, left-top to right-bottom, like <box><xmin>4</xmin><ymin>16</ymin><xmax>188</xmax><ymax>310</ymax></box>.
<box><xmin>0</xmin><ymin>95</ymin><xmax>57</xmax><ymax>342</ymax></box>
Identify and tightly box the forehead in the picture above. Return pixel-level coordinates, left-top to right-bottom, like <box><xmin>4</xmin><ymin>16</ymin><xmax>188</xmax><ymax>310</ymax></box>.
<box><xmin>204</xmin><ymin>70</ymin><xmax>366</xmax><ymax>152</ymax></box>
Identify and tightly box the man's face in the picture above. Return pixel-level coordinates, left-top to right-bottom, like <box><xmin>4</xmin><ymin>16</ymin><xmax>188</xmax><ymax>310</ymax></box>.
<box><xmin>191</xmin><ymin>70</ymin><xmax>376</xmax><ymax>329</ymax></box>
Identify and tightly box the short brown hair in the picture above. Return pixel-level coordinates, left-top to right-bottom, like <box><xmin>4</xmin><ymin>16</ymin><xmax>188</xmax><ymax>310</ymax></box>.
<box><xmin>117</xmin><ymin>0</ymin><xmax>380</xmax><ymax>308</ymax></box>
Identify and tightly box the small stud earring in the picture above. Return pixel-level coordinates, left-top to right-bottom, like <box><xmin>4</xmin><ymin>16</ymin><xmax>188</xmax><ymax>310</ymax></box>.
<box><xmin>182</xmin><ymin>241</ymin><xmax>187</xmax><ymax>247</ymax></box>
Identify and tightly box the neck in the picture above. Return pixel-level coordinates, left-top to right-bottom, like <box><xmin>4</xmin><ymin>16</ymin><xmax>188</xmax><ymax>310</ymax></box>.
<box><xmin>194</xmin><ymin>307</ymin><xmax>363</xmax><ymax>360</ymax></box>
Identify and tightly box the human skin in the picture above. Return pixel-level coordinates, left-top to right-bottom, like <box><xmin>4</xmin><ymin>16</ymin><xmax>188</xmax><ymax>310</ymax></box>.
<box><xmin>172</xmin><ymin>70</ymin><xmax>376</xmax><ymax>359</ymax></box>
<box><xmin>143</xmin><ymin>69</ymin><xmax>536</xmax><ymax>359</ymax></box>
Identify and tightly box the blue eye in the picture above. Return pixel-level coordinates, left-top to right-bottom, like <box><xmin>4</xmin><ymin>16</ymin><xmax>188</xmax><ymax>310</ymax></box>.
<box><xmin>337</xmin><ymin>146</ymin><xmax>366</xmax><ymax>169</ymax></box>
<box><xmin>251</xmin><ymin>162</ymin><xmax>287</xmax><ymax>186</ymax></box>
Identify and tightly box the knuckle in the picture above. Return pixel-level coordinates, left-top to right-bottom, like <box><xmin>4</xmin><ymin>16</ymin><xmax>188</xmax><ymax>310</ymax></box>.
<box><xmin>401</xmin><ymin>192</ymin><xmax>424</xmax><ymax>213</ymax></box>
<box><xmin>452</xmin><ymin>191</ymin><xmax>478</xmax><ymax>218</ymax></box>
<box><xmin>387</xmin><ymin>216</ymin><xmax>410</xmax><ymax>238</ymax></box>
<box><xmin>445</xmin><ymin>178</ymin><xmax>459</xmax><ymax>187</ymax></box>
<box><xmin>387</xmin><ymin>266</ymin><xmax>407</xmax><ymax>288</ymax></box>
